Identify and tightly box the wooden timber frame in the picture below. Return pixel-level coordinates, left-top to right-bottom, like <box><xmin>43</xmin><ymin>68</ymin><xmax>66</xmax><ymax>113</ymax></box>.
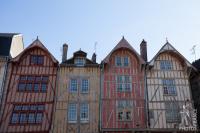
<box><xmin>0</xmin><ymin>39</ymin><xmax>58</xmax><ymax>133</ymax></box>
<box><xmin>100</xmin><ymin>37</ymin><xmax>147</xmax><ymax>133</ymax></box>
<box><xmin>146</xmin><ymin>42</ymin><xmax>198</xmax><ymax>133</ymax></box>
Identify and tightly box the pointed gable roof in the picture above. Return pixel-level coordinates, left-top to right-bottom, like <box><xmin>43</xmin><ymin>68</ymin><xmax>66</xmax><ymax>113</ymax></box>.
<box><xmin>149</xmin><ymin>41</ymin><xmax>196</xmax><ymax>70</ymax></box>
<box><xmin>12</xmin><ymin>38</ymin><xmax>58</xmax><ymax>64</ymax></box>
<box><xmin>102</xmin><ymin>37</ymin><xmax>145</xmax><ymax>64</ymax></box>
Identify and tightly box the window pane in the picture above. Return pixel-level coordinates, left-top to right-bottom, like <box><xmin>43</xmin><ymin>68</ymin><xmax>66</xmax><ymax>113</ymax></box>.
<box><xmin>118</xmin><ymin>111</ymin><xmax>123</xmax><ymax>120</ymax></box>
<box><xmin>124</xmin><ymin>57</ymin><xmax>129</xmax><ymax>66</ymax></box>
<box><xmin>38</xmin><ymin>56</ymin><xmax>44</xmax><ymax>65</ymax></box>
<box><xmin>27</xmin><ymin>76</ymin><xmax>35</xmax><ymax>81</ymax></box>
<box><xmin>160</xmin><ymin>60</ymin><xmax>172</xmax><ymax>70</ymax></box>
<box><xmin>11</xmin><ymin>113</ymin><xmax>19</xmax><ymax>123</ymax></box>
<box><xmin>35</xmin><ymin>76</ymin><xmax>41</xmax><ymax>82</ymax></box>
<box><xmin>22</xmin><ymin>105</ymin><xmax>29</xmax><ymax>111</ymax></box>
<box><xmin>26</xmin><ymin>83</ymin><xmax>33</xmax><ymax>91</ymax></box>
<box><xmin>41</xmin><ymin>83</ymin><xmax>47</xmax><ymax>92</ymax></box>
<box><xmin>20</xmin><ymin>76</ymin><xmax>27</xmax><ymax>81</ymax></box>
<box><xmin>31</xmin><ymin>55</ymin><xmax>37</xmax><ymax>64</ymax></box>
<box><xmin>35</xmin><ymin>113</ymin><xmax>43</xmax><ymax>123</ymax></box>
<box><xmin>81</xmin><ymin>79</ymin><xmax>89</xmax><ymax>93</ymax></box>
<box><xmin>28</xmin><ymin>113</ymin><xmax>35</xmax><ymax>123</ymax></box>
<box><xmin>165</xmin><ymin>102</ymin><xmax>180</xmax><ymax>123</ymax></box>
<box><xmin>34</xmin><ymin>84</ymin><xmax>40</xmax><ymax>92</ymax></box>
<box><xmin>14</xmin><ymin>105</ymin><xmax>22</xmax><ymax>111</ymax></box>
<box><xmin>42</xmin><ymin>76</ymin><xmax>48</xmax><ymax>82</ymax></box>
<box><xmin>70</xmin><ymin>79</ymin><xmax>77</xmax><ymax>92</ymax></box>
<box><xmin>18</xmin><ymin>83</ymin><xmax>26</xmax><ymax>91</ymax></box>
<box><xmin>68</xmin><ymin>104</ymin><xmax>77</xmax><ymax>121</ymax></box>
<box><xmin>163</xmin><ymin>79</ymin><xmax>176</xmax><ymax>95</ymax></box>
<box><xmin>80</xmin><ymin>104</ymin><xmax>89</xmax><ymax>121</ymax></box>
<box><xmin>37</xmin><ymin>105</ymin><xmax>45</xmax><ymax>111</ymax></box>
<box><xmin>116</xmin><ymin>57</ymin><xmax>121</xmax><ymax>66</ymax></box>
<box><xmin>75</xmin><ymin>57</ymin><xmax>85</xmax><ymax>66</ymax></box>
<box><xmin>20</xmin><ymin>113</ymin><xmax>27</xmax><ymax>123</ymax></box>
<box><xmin>30</xmin><ymin>105</ymin><xmax>37</xmax><ymax>111</ymax></box>
<box><xmin>126</xmin><ymin>111</ymin><xmax>131</xmax><ymax>120</ymax></box>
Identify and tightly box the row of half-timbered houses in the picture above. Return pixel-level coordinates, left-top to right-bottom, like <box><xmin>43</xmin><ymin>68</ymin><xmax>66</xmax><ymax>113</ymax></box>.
<box><xmin>0</xmin><ymin>34</ymin><xmax>199</xmax><ymax>133</ymax></box>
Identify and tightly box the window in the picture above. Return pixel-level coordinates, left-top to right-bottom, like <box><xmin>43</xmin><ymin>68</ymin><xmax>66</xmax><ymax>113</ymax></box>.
<box><xmin>10</xmin><ymin>104</ymin><xmax>45</xmax><ymax>124</ymax></box>
<box><xmin>165</xmin><ymin>102</ymin><xmax>180</xmax><ymax>123</ymax></box>
<box><xmin>117</xmin><ymin>100</ymin><xmax>132</xmax><ymax>121</ymax></box>
<box><xmin>75</xmin><ymin>57</ymin><xmax>85</xmax><ymax>66</ymax></box>
<box><xmin>18</xmin><ymin>75</ymin><xmax>48</xmax><ymax>92</ymax></box>
<box><xmin>116</xmin><ymin>75</ymin><xmax>132</xmax><ymax>92</ymax></box>
<box><xmin>160</xmin><ymin>60</ymin><xmax>172</xmax><ymax>70</ymax></box>
<box><xmin>81</xmin><ymin>79</ymin><xmax>89</xmax><ymax>93</ymax></box>
<box><xmin>124</xmin><ymin>57</ymin><xmax>129</xmax><ymax>66</ymax></box>
<box><xmin>68</xmin><ymin>104</ymin><xmax>77</xmax><ymax>122</ymax></box>
<box><xmin>80</xmin><ymin>104</ymin><xmax>89</xmax><ymax>121</ymax></box>
<box><xmin>30</xmin><ymin>55</ymin><xmax>44</xmax><ymax>65</ymax></box>
<box><xmin>115</xmin><ymin>56</ymin><xmax>130</xmax><ymax>67</ymax></box>
<box><xmin>162</xmin><ymin>79</ymin><xmax>177</xmax><ymax>95</ymax></box>
<box><xmin>70</xmin><ymin>79</ymin><xmax>77</xmax><ymax>92</ymax></box>
<box><xmin>116</xmin><ymin>57</ymin><xmax>122</xmax><ymax>66</ymax></box>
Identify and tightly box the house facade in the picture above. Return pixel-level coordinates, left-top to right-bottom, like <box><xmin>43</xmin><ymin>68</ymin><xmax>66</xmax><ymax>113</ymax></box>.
<box><xmin>100</xmin><ymin>37</ymin><xmax>146</xmax><ymax>133</ymax></box>
<box><xmin>52</xmin><ymin>44</ymin><xmax>100</xmax><ymax>133</ymax></box>
<box><xmin>0</xmin><ymin>39</ymin><xmax>58</xmax><ymax>133</ymax></box>
<box><xmin>0</xmin><ymin>33</ymin><xmax>24</xmax><ymax>120</ymax></box>
<box><xmin>147</xmin><ymin>42</ymin><xmax>197</xmax><ymax>132</ymax></box>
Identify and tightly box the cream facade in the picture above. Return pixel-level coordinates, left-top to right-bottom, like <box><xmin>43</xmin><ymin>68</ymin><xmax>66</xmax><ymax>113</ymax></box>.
<box><xmin>147</xmin><ymin>42</ymin><xmax>196</xmax><ymax>132</ymax></box>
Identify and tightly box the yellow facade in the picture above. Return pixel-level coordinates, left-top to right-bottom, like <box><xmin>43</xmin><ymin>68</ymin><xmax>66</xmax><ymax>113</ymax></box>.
<box><xmin>52</xmin><ymin>66</ymin><xmax>100</xmax><ymax>133</ymax></box>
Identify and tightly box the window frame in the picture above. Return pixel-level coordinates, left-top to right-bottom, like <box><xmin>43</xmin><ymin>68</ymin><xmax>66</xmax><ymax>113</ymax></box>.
<box><xmin>74</xmin><ymin>57</ymin><xmax>85</xmax><ymax>66</ymax></box>
<box><xmin>80</xmin><ymin>103</ymin><xmax>89</xmax><ymax>122</ymax></box>
<box><xmin>68</xmin><ymin>103</ymin><xmax>77</xmax><ymax>123</ymax></box>
<box><xmin>165</xmin><ymin>102</ymin><xmax>180</xmax><ymax>123</ymax></box>
<box><xmin>116</xmin><ymin>75</ymin><xmax>132</xmax><ymax>92</ymax></box>
<box><xmin>69</xmin><ymin>79</ymin><xmax>78</xmax><ymax>93</ymax></box>
<box><xmin>81</xmin><ymin>79</ymin><xmax>89</xmax><ymax>93</ymax></box>
<box><xmin>160</xmin><ymin>60</ymin><xmax>173</xmax><ymax>70</ymax></box>
<box><xmin>162</xmin><ymin>79</ymin><xmax>177</xmax><ymax>95</ymax></box>
<box><xmin>30</xmin><ymin>55</ymin><xmax>44</xmax><ymax>65</ymax></box>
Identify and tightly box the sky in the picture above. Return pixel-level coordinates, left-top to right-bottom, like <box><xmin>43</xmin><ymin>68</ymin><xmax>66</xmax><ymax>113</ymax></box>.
<box><xmin>1</xmin><ymin>0</ymin><xmax>200</xmax><ymax>63</ymax></box>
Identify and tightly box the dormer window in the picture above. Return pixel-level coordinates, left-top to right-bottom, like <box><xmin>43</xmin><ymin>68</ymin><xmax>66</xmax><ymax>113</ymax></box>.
<box><xmin>75</xmin><ymin>57</ymin><xmax>85</xmax><ymax>66</ymax></box>
<box><xmin>30</xmin><ymin>55</ymin><xmax>44</xmax><ymax>65</ymax></box>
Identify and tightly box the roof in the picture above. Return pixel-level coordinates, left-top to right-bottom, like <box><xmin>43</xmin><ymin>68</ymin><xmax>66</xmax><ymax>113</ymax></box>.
<box><xmin>0</xmin><ymin>33</ymin><xmax>20</xmax><ymax>56</ymax></box>
<box><xmin>61</xmin><ymin>49</ymin><xmax>98</xmax><ymax>66</ymax></box>
<box><xmin>102</xmin><ymin>37</ymin><xmax>145</xmax><ymax>64</ymax></box>
<box><xmin>12</xmin><ymin>38</ymin><xmax>58</xmax><ymax>64</ymax></box>
<box><xmin>149</xmin><ymin>41</ymin><xmax>196</xmax><ymax>70</ymax></box>
<box><xmin>192</xmin><ymin>59</ymin><xmax>200</xmax><ymax>71</ymax></box>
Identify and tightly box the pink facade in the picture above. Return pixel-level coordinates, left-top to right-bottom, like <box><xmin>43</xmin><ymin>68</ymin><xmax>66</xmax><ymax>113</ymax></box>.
<box><xmin>101</xmin><ymin>38</ymin><xmax>146</xmax><ymax>132</ymax></box>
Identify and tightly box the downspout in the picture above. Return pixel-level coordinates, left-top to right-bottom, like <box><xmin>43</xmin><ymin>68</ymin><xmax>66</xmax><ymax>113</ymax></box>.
<box><xmin>0</xmin><ymin>57</ymin><xmax>9</xmax><ymax>116</ymax></box>
<box><xmin>144</xmin><ymin>64</ymin><xmax>150</xmax><ymax>129</ymax></box>
<box><xmin>99</xmin><ymin>63</ymin><xmax>103</xmax><ymax>133</ymax></box>
<box><xmin>50</xmin><ymin>65</ymin><xmax>59</xmax><ymax>133</ymax></box>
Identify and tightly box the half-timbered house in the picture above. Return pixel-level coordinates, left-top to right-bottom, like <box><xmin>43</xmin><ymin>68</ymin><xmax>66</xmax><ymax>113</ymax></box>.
<box><xmin>0</xmin><ymin>38</ymin><xmax>58</xmax><ymax>133</ymax></box>
<box><xmin>100</xmin><ymin>37</ymin><xmax>146</xmax><ymax>133</ymax></box>
<box><xmin>146</xmin><ymin>41</ymin><xmax>197</xmax><ymax>132</ymax></box>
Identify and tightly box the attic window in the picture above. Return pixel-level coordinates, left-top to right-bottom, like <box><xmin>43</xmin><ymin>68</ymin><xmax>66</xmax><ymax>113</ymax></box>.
<box><xmin>30</xmin><ymin>55</ymin><xmax>44</xmax><ymax>65</ymax></box>
<box><xmin>75</xmin><ymin>57</ymin><xmax>85</xmax><ymax>66</ymax></box>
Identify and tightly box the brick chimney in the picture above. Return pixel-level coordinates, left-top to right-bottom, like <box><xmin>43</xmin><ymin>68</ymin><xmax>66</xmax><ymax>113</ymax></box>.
<box><xmin>62</xmin><ymin>43</ymin><xmax>68</xmax><ymax>63</ymax></box>
<box><xmin>92</xmin><ymin>53</ymin><xmax>96</xmax><ymax>63</ymax></box>
<box><xmin>140</xmin><ymin>39</ymin><xmax>147</xmax><ymax>62</ymax></box>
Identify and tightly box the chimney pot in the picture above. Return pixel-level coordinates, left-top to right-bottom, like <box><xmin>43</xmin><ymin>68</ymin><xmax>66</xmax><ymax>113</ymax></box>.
<box><xmin>140</xmin><ymin>39</ymin><xmax>147</xmax><ymax>62</ymax></box>
<box><xmin>62</xmin><ymin>43</ymin><xmax>68</xmax><ymax>63</ymax></box>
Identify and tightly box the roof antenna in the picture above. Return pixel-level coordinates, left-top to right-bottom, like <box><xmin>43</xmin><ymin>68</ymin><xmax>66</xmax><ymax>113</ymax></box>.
<box><xmin>191</xmin><ymin>45</ymin><xmax>197</xmax><ymax>61</ymax></box>
<box><xmin>94</xmin><ymin>42</ymin><xmax>97</xmax><ymax>53</ymax></box>
<box><xmin>166</xmin><ymin>37</ymin><xmax>168</xmax><ymax>43</ymax></box>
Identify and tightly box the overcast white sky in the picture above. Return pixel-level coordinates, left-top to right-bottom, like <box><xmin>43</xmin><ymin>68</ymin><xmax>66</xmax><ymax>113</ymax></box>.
<box><xmin>1</xmin><ymin>0</ymin><xmax>200</xmax><ymax>63</ymax></box>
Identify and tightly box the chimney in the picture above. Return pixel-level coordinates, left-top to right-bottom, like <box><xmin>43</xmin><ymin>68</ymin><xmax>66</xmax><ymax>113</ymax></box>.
<box><xmin>140</xmin><ymin>39</ymin><xmax>147</xmax><ymax>62</ymax></box>
<box><xmin>92</xmin><ymin>53</ymin><xmax>96</xmax><ymax>63</ymax></box>
<box><xmin>62</xmin><ymin>43</ymin><xmax>68</xmax><ymax>63</ymax></box>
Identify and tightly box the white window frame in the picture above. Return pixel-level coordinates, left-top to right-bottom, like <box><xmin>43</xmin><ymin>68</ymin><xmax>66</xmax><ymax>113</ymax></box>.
<box><xmin>75</xmin><ymin>57</ymin><xmax>85</xmax><ymax>66</ymax></box>
<box><xmin>162</xmin><ymin>79</ymin><xmax>177</xmax><ymax>95</ymax></box>
<box><xmin>80</xmin><ymin>103</ymin><xmax>89</xmax><ymax>122</ymax></box>
<box><xmin>68</xmin><ymin>103</ymin><xmax>77</xmax><ymax>123</ymax></box>
<box><xmin>116</xmin><ymin>75</ymin><xmax>132</xmax><ymax>92</ymax></box>
<box><xmin>69</xmin><ymin>79</ymin><xmax>78</xmax><ymax>93</ymax></box>
<box><xmin>81</xmin><ymin>79</ymin><xmax>89</xmax><ymax>93</ymax></box>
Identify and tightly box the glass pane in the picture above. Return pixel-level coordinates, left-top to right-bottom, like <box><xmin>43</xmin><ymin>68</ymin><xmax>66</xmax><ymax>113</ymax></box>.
<box><xmin>38</xmin><ymin>56</ymin><xmax>44</xmax><ymax>65</ymax></box>
<box><xmin>18</xmin><ymin>83</ymin><xmax>26</xmax><ymax>91</ymax></box>
<box><xmin>124</xmin><ymin>57</ymin><xmax>129</xmax><ymax>66</ymax></box>
<box><xmin>20</xmin><ymin>113</ymin><xmax>27</xmax><ymax>123</ymax></box>
<box><xmin>35</xmin><ymin>113</ymin><xmax>43</xmax><ymax>123</ymax></box>
<box><xmin>11</xmin><ymin>113</ymin><xmax>19</xmax><ymax>123</ymax></box>
<box><xmin>34</xmin><ymin>84</ymin><xmax>40</xmax><ymax>92</ymax></box>
<box><xmin>28</xmin><ymin>113</ymin><xmax>35</xmax><ymax>123</ymax></box>
<box><xmin>80</xmin><ymin>104</ymin><xmax>89</xmax><ymax>120</ymax></box>
<box><xmin>81</xmin><ymin>79</ymin><xmax>89</xmax><ymax>93</ymax></box>
<box><xmin>70</xmin><ymin>79</ymin><xmax>77</xmax><ymax>92</ymax></box>
<box><xmin>22</xmin><ymin>105</ymin><xmax>29</xmax><ymax>110</ymax></box>
<box><xmin>26</xmin><ymin>83</ymin><xmax>33</xmax><ymax>91</ymax></box>
<box><xmin>68</xmin><ymin>104</ymin><xmax>77</xmax><ymax>121</ymax></box>
<box><xmin>41</xmin><ymin>83</ymin><xmax>47</xmax><ymax>92</ymax></box>
<box><xmin>14</xmin><ymin>105</ymin><xmax>22</xmax><ymax>111</ymax></box>
<box><xmin>30</xmin><ymin>105</ymin><xmax>37</xmax><ymax>111</ymax></box>
<box><xmin>42</xmin><ymin>76</ymin><xmax>48</xmax><ymax>82</ymax></box>
<box><xmin>37</xmin><ymin>105</ymin><xmax>45</xmax><ymax>111</ymax></box>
